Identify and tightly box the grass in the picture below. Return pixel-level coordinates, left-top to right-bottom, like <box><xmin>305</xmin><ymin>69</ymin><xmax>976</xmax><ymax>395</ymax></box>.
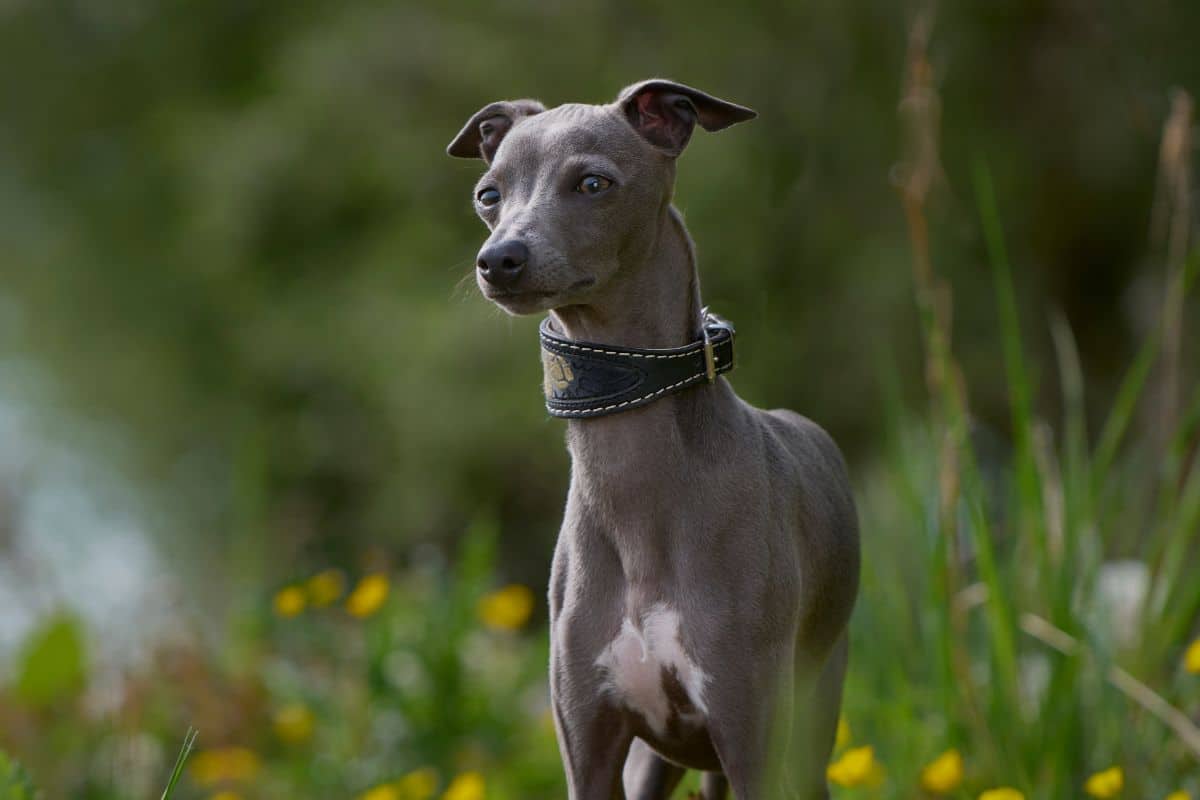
<box><xmin>160</xmin><ymin>729</ymin><xmax>198</xmax><ymax>800</ymax></box>
<box><xmin>831</xmin><ymin>35</ymin><xmax>1200</xmax><ymax>793</ymax></box>
<box><xmin>837</xmin><ymin>168</ymin><xmax>1200</xmax><ymax>796</ymax></box>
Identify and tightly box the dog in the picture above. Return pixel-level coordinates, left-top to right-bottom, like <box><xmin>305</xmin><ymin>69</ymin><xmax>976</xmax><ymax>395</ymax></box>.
<box><xmin>447</xmin><ymin>79</ymin><xmax>860</xmax><ymax>800</ymax></box>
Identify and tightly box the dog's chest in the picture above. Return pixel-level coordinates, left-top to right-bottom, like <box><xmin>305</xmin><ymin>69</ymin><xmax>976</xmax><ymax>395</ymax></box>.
<box><xmin>594</xmin><ymin>604</ymin><xmax>710</xmax><ymax>737</ymax></box>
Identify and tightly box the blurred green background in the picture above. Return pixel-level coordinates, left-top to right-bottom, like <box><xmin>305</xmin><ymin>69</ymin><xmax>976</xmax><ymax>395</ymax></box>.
<box><xmin>1</xmin><ymin>1</ymin><xmax>1198</xmax><ymax>798</ymax></box>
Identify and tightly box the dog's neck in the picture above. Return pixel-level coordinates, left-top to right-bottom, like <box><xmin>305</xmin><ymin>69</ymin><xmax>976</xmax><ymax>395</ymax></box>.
<box><xmin>551</xmin><ymin>205</ymin><xmax>702</xmax><ymax>351</ymax></box>
<box><xmin>549</xmin><ymin>205</ymin><xmax>736</xmax><ymax>501</ymax></box>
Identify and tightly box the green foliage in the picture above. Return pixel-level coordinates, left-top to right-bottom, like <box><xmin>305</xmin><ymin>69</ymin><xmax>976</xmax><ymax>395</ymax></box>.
<box><xmin>832</xmin><ymin>174</ymin><xmax>1200</xmax><ymax>797</ymax></box>
<box><xmin>159</xmin><ymin>729</ymin><xmax>197</xmax><ymax>800</ymax></box>
<box><xmin>0</xmin><ymin>752</ymin><xmax>40</xmax><ymax>800</ymax></box>
<box><xmin>14</xmin><ymin>614</ymin><xmax>86</xmax><ymax>709</ymax></box>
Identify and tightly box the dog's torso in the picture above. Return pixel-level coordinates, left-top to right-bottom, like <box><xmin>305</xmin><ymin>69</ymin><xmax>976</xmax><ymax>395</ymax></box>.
<box><xmin>548</xmin><ymin>381</ymin><xmax>859</xmax><ymax>770</ymax></box>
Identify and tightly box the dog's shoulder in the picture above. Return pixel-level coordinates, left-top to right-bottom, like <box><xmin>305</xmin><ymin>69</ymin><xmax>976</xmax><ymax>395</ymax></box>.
<box><xmin>758</xmin><ymin>408</ymin><xmax>851</xmax><ymax>489</ymax></box>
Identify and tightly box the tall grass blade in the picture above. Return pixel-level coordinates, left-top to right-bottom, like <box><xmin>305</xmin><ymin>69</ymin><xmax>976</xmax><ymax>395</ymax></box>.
<box><xmin>1092</xmin><ymin>333</ymin><xmax>1160</xmax><ymax>485</ymax></box>
<box><xmin>973</xmin><ymin>159</ymin><xmax>1047</xmax><ymax>570</ymax></box>
<box><xmin>160</xmin><ymin>727</ymin><xmax>198</xmax><ymax>800</ymax></box>
<box><xmin>1048</xmin><ymin>313</ymin><xmax>1090</xmax><ymax>616</ymax></box>
<box><xmin>1094</xmin><ymin>249</ymin><xmax>1199</xmax><ymax>486</ymax></box>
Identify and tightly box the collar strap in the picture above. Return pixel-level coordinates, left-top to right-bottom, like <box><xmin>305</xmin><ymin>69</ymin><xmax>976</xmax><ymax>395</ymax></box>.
<box><xmin>539</xmin><ymin>309</ymin><xmax>736</xmax><ymax>419</ymax></box>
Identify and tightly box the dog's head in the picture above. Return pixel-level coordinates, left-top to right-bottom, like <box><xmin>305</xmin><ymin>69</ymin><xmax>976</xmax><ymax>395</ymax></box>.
<box><xmin>447</xmin><ymin>80</ymin><xmax>755</xmax><ymax>315</ymax></box>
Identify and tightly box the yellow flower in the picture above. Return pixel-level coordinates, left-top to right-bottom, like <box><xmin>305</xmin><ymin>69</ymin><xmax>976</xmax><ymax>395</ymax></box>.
<box><xmin>1165</xmin><ymin>792</ymin><xmax>1192</xmax><ymax>800</ymax></box>
<box><xmin>359</xmin><ymin>785</ymin><xmax>401</xmax><ymax>800</ymax></box>
<box><xmin>835</xmin><ymin>715</ymin><xmax>851</xmax><ymax>751</ymax></box>
<box><xmin>442</xmin><ymin>771</ymin><xmax>485</xmax><ymax>800</ymax></box>
<box><xmin>826</xmin><ymin>745</ymin><xmax>884</xmax><ymax>788</ymax></box>
<box><xmin>1085</xmin><ymin>766</ymin><xmax>1124</xmax><ymax>798</ymax></box>
<box><xmin>920</xmin><ymin>748</ymin><xmax>964</xmax><ymax>794</ymax></box>
<box><xmin>273</xmin><ymin>585</ymin><xmax>306</xmax><ymax>617</ymax></box>
<box><xmin>189</xmin><ymin>747</ymin><xmax>261</xmax><ymax>786</ymax></box>
<box><xmin>272</xmin><ymin>702</ymin><xmax>315</xmax><ymax>744</ymax></box>
<box><xmin>306</xmin><ymin>569</ymin><xmax>345</xmax><ymax>607</ymax></box>
<box><xmin>979</xmin><ymin>789</ymin><xmax>1025</xmax><ymax>800</ymax></box>
<box><xmin>1185</xmin><ymin>638</ymin><xmax>1200</xmax><ymax>674</ymax></box>
<box><xmin>477</xmin><ymin>584</ymin><xmax>535</xmax><ymax>631</ymax></box>
<box><xmin>208</xmin><ymin>793</ymin><xmax>243</xmax><ymax>800</ymax></box>
<box><xmin>397</xmin><ymin>767</ymin><xmax>439</xmax><ymax>800</ymax></box>
<box><xmin>346</xmin><ymin>573</ymin><xmax>390</xmax><ymax>618</ymax></box>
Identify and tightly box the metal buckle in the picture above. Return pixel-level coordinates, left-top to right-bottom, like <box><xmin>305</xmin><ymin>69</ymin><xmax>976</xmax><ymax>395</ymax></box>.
<box><xmin>703</xmin><ymin>326</ymin><xmax>717</xmax><ymax>382</ymax></box>
<box><xmin>700</xmin><ymin>306</ymin><xmax>734</xmax><ymax>383</ymax></box>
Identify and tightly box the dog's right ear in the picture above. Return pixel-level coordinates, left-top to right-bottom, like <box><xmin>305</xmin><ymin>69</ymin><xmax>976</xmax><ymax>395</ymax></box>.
<box><xmin>446</xmin><ymin>99</ymin><xmax>546</xmax><ymax>163</ymax></box>
<box><xmin>616</xmin><ymin>79</ymin><xmax>756</xmax><ymax>156</ymax></box>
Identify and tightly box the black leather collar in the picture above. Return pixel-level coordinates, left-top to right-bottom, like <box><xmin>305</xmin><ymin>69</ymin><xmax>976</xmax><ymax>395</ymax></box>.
<box><xmin>539</xmin><ymin>309</ymin><xmax>736</xmax><ymax>419</ymax></box>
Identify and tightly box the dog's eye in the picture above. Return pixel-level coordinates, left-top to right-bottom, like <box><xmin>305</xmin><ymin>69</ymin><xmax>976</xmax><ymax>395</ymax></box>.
<box><xmin>576</xmin><ymin>175</ymin><xmax>613</xmax><ymax>195</ymax></box>
<box><xmin>476</xmin><ymin>187</ymin><xmax>501</xmax><ymax>207</ymax></box>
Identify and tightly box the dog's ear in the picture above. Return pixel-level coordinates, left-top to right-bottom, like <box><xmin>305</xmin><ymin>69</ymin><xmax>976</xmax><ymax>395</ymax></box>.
<box><xmin>616</xmin><ymin>79</ymin><xmax>756</xmax><ymax>156</ymax></box>
<box><xmin>446</xmin><ymin>99</ymin><xmax>546</xmax><ymax>163</ymax></box>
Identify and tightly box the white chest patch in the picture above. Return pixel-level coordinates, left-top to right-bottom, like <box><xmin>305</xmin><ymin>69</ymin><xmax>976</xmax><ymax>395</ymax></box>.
<box><xmin>594</xmin><ymin>604</ymin><xmax>710</xmax><ymax>736</ymax></box>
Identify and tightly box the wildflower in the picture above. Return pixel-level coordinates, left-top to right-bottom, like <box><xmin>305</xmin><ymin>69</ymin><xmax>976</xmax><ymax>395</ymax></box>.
<box><xmin>835</xmin><ymin>715</ymin><xmax>851</xmax><ymax>751</ymax></box>
<box><xmin>1185</xmin><ymin>638</ymin><xmax>1200</xmax><ymax>674</ymax></box>
<box><xmin>1084</xmin><ymin>766</ymin><xmax>1123</xmax><ymax>798</ymax></box>
<box><xmin>826</xmin><ymin>745</ymin><xmax>883</xmax><ymax>788</ymax></box>
<box><xmin>1165</xmin><ymin>792</ymin><xmax>1192</xmax><ymax>800</ymax></box>
<box><xmin>920</xmin><ymin>748</ymin><xmax>964</xmax><ymax>794</ymax></box>
<box><xmin>979</xmin><ymin>789</ymin><xmax>1025</xmax><ymax>800</ymax></box>
<box><xmin>272</xmin><ymin>702</ymin><xmax>315</xmax><ymax>744</ymax></box>
<box><xmin>442</xmin><ymin>771</ymin><xmax>485</xmax><ymax>800</ymax></box>
<box><xmin>359</xmin><ymin>785</ymin><xmax>401</xmax><ymax>800</ymax></box>
<box><xmin>306</xmin><ymin>569</ymin><xmax>346</xmax><ymax>607</ymax></box>
<box><xmin>397</xmin><ymin>767</ymin><xmax>439</xmax><ymax>800</ymax></box>
<box><xmin>208</xmin><ymin>793</ymin><xmax>243</xmax><ymax>800</ymax></box>
<box><xmin>190</xmin><ymin>747</ymin><xmax>261</xmax><ymax>786</ymax></box>
<box><xmin>273</xmin><ymin>585</ymin><xmax>306</xmax><ymax>617</ymax></box>
<box><xmin>477</xmin><ymin>584</ymin><xmax>534</xmax><ymax>631</ymax></box>
<box><xmin>347</xmin><ymin>573</ymin><xmax>390</xmax><ymax>618</ymax></box>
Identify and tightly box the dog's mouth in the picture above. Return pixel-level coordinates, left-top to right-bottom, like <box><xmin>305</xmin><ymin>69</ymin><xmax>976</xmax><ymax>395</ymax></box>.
<box><xmin>483</xmin><ymin>287</ymin><xmax>555</xmax><ymax>301</ymax></box>
<box><xmin>482</xmin><ymin>278</ymin><xmax>596</xmax><ymax>307</ymax></box>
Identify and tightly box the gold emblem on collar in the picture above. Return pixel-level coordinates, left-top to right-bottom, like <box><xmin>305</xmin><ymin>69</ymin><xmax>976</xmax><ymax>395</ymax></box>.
<box><xmin>542</xmin><ymin>350</ymin><xmax>575</xmax><ymax>396</ymax></box>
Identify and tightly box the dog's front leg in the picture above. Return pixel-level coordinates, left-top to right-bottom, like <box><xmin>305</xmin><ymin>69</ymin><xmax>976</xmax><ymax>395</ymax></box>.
<box><xmin>788</xmin><ymin>636</ymin><xmax>850</xmax><ymax>800</ymax></box>
<box><xmin>548</xmin><ymin>535</ymin><xmax>633</xmax><ymax>799</ymax></box>
<box><xmin>550</xmin><ymin>654</ymin><xmax>633</xmax><ymax>800</ymax></box>
<box><xmin>706</xmin><ymin>647</ymin><xmax>798</xmax><ymax>800</ymax></box>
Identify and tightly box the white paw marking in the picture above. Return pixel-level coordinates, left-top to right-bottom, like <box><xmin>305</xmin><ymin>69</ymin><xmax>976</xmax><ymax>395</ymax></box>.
<box><xmin>594</xmin><ymin>604</ymin><xmax>709</xmax><ymax>735</ymax></box>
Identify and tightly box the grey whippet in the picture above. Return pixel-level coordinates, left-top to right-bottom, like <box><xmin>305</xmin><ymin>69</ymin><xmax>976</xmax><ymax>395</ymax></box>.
<box><xmin>447</xmin><ymin>79</ymin><xmax>860</xmax><ymax>800</ymax></box>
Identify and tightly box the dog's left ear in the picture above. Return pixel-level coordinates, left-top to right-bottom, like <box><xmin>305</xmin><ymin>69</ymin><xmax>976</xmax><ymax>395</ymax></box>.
<box><xmin>616</xmin><ymin>79</ymin><xmax>756</xmax><ymax>156</ymax></box>
<box><xmin>447</xmin><ymin>99</ymin><xmax>546</xmax><ymax>163</ymax></box>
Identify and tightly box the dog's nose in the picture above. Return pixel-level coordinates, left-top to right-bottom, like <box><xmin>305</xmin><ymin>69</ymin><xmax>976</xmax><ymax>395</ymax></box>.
<box><xmin>477</xmin><ymin>240</ymin><xmax>528</xmax><ymax>288</ymax></box>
